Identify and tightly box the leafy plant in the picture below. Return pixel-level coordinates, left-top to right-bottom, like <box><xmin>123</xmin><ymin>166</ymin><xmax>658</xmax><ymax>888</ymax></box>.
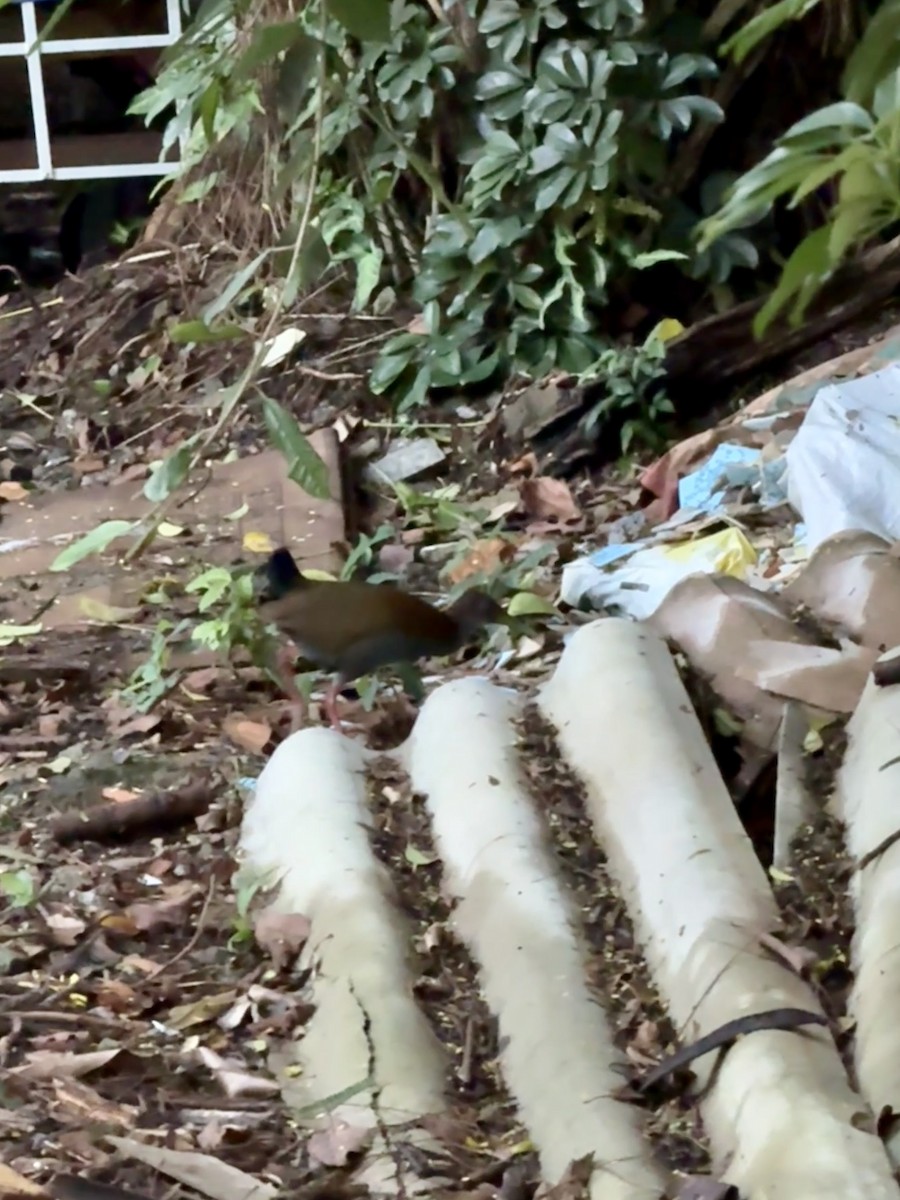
<box><xmin>700</xmin><ymin>0</ymin><xmax>900</xmax><ymax>335</ymax></box>
<box><xmin>135</xmin><ymin>0</ymin><xmax>724</xmax><ymax>413</ymax></box>
<box><xmin>721</xmin><ymin>0</ymin><xmax>826</xmax><ymax>63</ymax></box>
<box><xmin>661</xmin><ymin>171</ymin><xmax>764</xmax><ymax>295</ymax></box>
<box><xmin>581</xmin><ymin>332</ymin><xmax>674</xmax><ymax>450</ymax></box>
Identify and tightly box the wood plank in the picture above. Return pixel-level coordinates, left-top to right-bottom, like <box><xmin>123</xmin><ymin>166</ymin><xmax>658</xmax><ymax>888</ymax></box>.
<box><xmin>0</xmin><ymin>130</ymin><xmax>174</xmax><ymax>171</ymax></box>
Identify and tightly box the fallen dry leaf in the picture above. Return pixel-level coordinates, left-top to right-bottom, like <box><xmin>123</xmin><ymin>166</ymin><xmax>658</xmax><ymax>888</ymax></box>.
<box><xmin>197</xmin><ymin>1120</ymin><xmax>228</xmax><ymax>1151</ymax></box>
<box><xmin>253</xmin><ymin>910</ymin><xmax>311</xmax><ymax>970</ymax></box>
<box><xmin>377</xmin><ymin>542</ymin><xmax>415</xmax><ymax>573</ymax></box>
<box><xmin>37</xmin><ymin>713</ymin><xmax>61</xmax><ymax>738</ymax></box>
<box><xmin>0</xmin><ymin>480</ymin><xmax>28</xmax><ymax>502</ymax></box>
<box><xmin>223</xmin><ymin>715</ymin><xmax>272</xmax><ymax>755</ymax></box>
<box><xmin>447</xmin><ymin>537</ymin><xmax>516</xmax><ymax>585</ymax></box>
<box><xmin>100</xmin><ymin>912</ymin><xmax>140</xmax><ymax>937</ymax></box>
<box><xmin>507</xmin><ymin>451</ymin><xmax>538</xmax><ymax>475</ymax></box>
<box><xmin>534</xmin><ymin>1154</ymin><xmax>594</xmax><ymax>1200</ymax></box>
<box><xmin>0</xmin><ymin>1161</ymin><xmax>45</xmax><ymax>1195</ymax></box>
<box><xmin>73</xmin><ymin>457</ymin><xmax>105</xmax><ymax>476</ymax></box>
<box><xmin>52</xmin><ymin>1077</ymin><xmax>138</xmax><ymax>1128</ymax></box>
<box><xmin>119</xmin><ymin>462</ymin><xmax>150</xmax><ymax>482</ymax></box>
<box><xmin>101</xmin><ymin>786</ymin><xmax>140</xmax><ymax>804</ymax></box>
<box><xmin>195</xmin><ymin>1046</ymin><xmax>281</xmax><ymax>1099</ymax></box>
<box><xmin>45</xmin><ymin>912</ymin><xmax>87</xmax><ymax>946</ymax></box>
<box><xmin>182</xmin><ymin>666</ymin><xmax>222</xmax><ymax>693</ymax></box>
<box><xmin>127</xmin><ymin>883</ymin><xmax>199</xmax><ymax>931</ymax></box>
<box><xmin>14</xmin><ymin>1047</ymin><xmax>123</xmax><ymax>1081</ymax></box>
<box><xmin>102</xmin><ymin>697</ymin><xmax>160</xmax><ymax>737</ymax></box>
<box><xmin>520</xmin><ymin>477</ymin><xmax>581</xmax><ymax>523</ymax></box>
<box><xmin>107</xmin><ymin>1136</ymin><xmax>278</xmax><ymax>1200</ymax></box>
<box><xmin>93</xmin><ymin>979</ymin><xmax>140</xmax><ymax>1013</ymax></box>
<box><xmin>307</xmin><ymin>1116</ymin><xmax>371</xmax><ymax>1167</ymax></box>
<box><xmin>166</xmin><ymin>990</ymin><xmax>239</xmax><ymax>1030</ymax></box>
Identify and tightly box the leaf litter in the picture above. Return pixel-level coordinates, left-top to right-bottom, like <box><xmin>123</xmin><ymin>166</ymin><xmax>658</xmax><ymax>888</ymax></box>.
<box><xmin>0</xmin><ymin>231</ymin><xmax>878</xmax><ymax>1200</ymax></box>
<box><xmin>0</xmin><ymin>251</ymin><xmax>572</xmax><ymax>1200</ymax></box>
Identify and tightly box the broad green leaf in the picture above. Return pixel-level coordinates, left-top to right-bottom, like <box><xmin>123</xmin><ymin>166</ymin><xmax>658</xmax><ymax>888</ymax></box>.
<box><xmin>396</xmin><ymin>661</ymin><xmax>424</xmax><ymax>702</ymax></box>
<box><xmin>327</xmin><ymin>0</ymin><xmax>390</xmax><ymax>42</ymax></box>
<box><xmin>0</xmin><ymin>623</ymin><xmax>42</xmax><ymax>647</ymax></box>
<box><xmin>405</xmin><ymin>844</ymin><xmax>438</xmax><ymax>867</ymax></box>
<box><xmin>535</xmin><ymin>168</ymin><xmax>576</xmax><ymax>212</ymax></box>
<box><xmin>828</xmin><ymin>198</ymin><xmax>881</xmax><ymax>261</ymax></box>
<box><xmin>353</xmin><ymin>247</ymin><xmax>384</xmax><ymax>311</ymax></box>
<box><xmin>235</xmin><ymin>20</ymin><xmax>306</xmax><ymax>80</ymax></box>
<box><xmin>631</xmin><ymin>249</ymin><xmax>689</xmax><ymax>269</ymax></box>
<box><xmin>507</xmin><ymin>591</ymin><xmax>558</xmax><ymax>617</ymax></box>
<box><xmin>186</xmin><ymin>566</ymin><xmax>234</xmax><ymax>610</ymax></box>
<box><xmin>51</xmin><ymin>521</ymin><xmax>135</xmax><ymax>572</ymax></box>
<box><xmin>790</xmin><ymin>148</ymin><xmax>859</xmax><ymax>204</ymax></box>
<box><xmin>469</xmin><ymin>222</ymin><xmax>503</xmax><ymax>263</ymax></box>
<box><xmin>198</xmin><ymin>81</ymin><xmax>219</xmax><ymax>145</ymax></box>
<box><xmin>0</xmin><ymin>869</ymin><xmax>35</xmax><ymax>908</ymax></box>
<box><xmin>663</xmin><ymin>53</ymin><xmax>710</xmax><ymax>89</ymax></box>
<box><xmin>475</xmin><ymin>69</ymin><xmax>528</xmax><ymax>101</ymax></box>
<box><xmin>261</xmin><ymin>396</ymin><xmax>331</xmax><ymax>499</ymax></box>
<box><xmin>277</xmin><ymin>37</ymin><xmax>319</xmax><ymax>119</ymax></box>
<box><xmin>844</xmin><ymin>0</ymin><xmax>900</xmax><ymax>105</ymax></box>
<box><xmin>754</xmin><ymin>225</ymin><xmax>832</xmax><ymax>336</ymax></box>
<box><xmin>144</xmin><ymin>442</ymin><xmax>195</xmax><ymax>503</ymax></box>
<box><xmin>370</xmin><ymin>353</ymin><xmax>412</xmax><ymax>394</ymax></box>
<box><xmin>783</xmin><ymin>102</ymin><xmax>874</xmax><ymax>141</ymax></box>
<box><xmin>723</xmin><ymin>0</ymin><xmax>821</xmax><ymax>63</ymax></box>
<box><xmin>169</xmin><ymin>320</ymin><xmax>245</xmax><ymax>344</ymax></box>
<box><xmin>873</xmin><ymin>69</ymin><xmax>900</xmax><ymax>122</ymax></box>
<box><xmin>203</xmin><ymin>252</ymin><xmax>269</xmax><ymax>322</ymax></box>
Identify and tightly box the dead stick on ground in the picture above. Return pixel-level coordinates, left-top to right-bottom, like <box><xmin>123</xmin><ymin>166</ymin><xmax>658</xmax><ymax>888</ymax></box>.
<box><xmin>50</xmin><ymin>779</ymin><xmax>214</xmax><ymax>845</ymax></box>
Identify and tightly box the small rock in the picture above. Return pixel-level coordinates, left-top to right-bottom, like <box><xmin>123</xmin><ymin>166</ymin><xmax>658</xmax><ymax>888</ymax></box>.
<box><xmin>365</xmin><ymin>437</ymin><xmax>446</xmax><ymax>483</ymax></box>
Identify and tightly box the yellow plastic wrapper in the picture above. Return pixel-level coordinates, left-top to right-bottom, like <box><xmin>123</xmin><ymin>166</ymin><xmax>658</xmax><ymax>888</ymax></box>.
<box><xmin>659</xmin><ymin>526</ymin><xmax>757</xmax><ymax>578</ymax></box>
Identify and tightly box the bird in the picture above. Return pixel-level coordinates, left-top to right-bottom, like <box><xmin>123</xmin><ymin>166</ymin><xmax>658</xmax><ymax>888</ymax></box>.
<box><xmin>257</xmin><ymin>546</ymin><xmax>503</xmax><ymax>731</ymax></box>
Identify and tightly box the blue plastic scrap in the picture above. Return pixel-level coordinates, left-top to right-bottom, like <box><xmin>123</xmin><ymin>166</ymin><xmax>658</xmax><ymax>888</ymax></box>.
<box><xmin>677</xmin><ymin>442</ymin><xmax>761</xmax><ymax>513</ymax></box>
<box><xmin>585</xmin><ymin>542</ymin><xmax>639</xmax><ymax>569</ymax></box>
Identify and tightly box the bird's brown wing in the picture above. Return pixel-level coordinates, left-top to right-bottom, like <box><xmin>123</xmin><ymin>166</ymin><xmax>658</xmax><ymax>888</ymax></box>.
<box><xmin>260</xmin><ymin>581</ymin><xmax>460</xmax><ymax>677</ymax></box>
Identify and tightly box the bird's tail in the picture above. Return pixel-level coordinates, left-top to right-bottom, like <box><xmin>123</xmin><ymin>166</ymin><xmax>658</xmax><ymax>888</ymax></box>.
<box><xmin>260</xmin><ymin>546</ymin><xmax>305</xmax><ymax>600</ymax></box>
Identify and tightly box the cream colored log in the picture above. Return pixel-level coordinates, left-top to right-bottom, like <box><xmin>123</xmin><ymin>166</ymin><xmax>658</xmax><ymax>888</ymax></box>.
<box><xmin>240</xmin><ymin>728</ymin><xmax>449</xmax><ymax>1190</ymax></box>
<box><xmin>405</xmin><ymin>678</ymin><xmax>666</xmax><ymax>1200</ymax></box>
<box><xmin>540</xmin><ymin>619</ymin><xmax>898</xmax><ymax>1200</ymax></box>
<box><xmin>835</xmin><ymin>663</ymin><xmax>900</xmax><ymax>1167</ymax></box>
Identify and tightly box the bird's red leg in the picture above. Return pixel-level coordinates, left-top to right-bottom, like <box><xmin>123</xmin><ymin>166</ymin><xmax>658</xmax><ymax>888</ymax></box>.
<box><xmin>275</xmin><ymin>643</ymin><xmax>307</xmax><ymax>732</ymax></box>
<box><xmin>323</xmin><ymin>676</ymin><xmax>345</xmax><ymax>732</ymax></box>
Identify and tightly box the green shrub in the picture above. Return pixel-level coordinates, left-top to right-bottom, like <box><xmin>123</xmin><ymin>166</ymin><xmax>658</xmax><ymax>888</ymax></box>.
<box><xmin>700</xmin><ymin>0</ymin><xmax>900</xmax><ymax>335</ymax></box>
<box><xmin>136</xmin><ymin>0</ymin><xmax>725</xmax><ymax>409</ymax></box>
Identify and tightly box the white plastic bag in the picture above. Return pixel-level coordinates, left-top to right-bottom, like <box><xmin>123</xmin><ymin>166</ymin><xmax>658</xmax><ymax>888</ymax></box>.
<box><xmin>786</xmin><ymin>365</ymin><xmax>900</xmax><ymax>551</ymax></box>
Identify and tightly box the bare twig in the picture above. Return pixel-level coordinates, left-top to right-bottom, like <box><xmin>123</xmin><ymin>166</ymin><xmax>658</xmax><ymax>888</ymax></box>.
<box><xmin>146</xmin><ymin>875</ymin><xmax>216</xmax><ymax>981</ymax></box>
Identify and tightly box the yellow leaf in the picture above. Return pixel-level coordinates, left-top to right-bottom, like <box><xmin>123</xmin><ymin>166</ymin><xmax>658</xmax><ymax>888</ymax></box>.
<box><xmin>243</xmin><ymin>531</ymin><xmax>275</xmax><ymax>553</ymax></box>
<box><xmin>649</xmin><ymin>317</ymin><xmax>685</xmax><ymax>343</ymax></box>
<box><xmin>223</xmin><ymin>714</ymin><xmax>272</xmax><ymax>754</ymax></box>
<box><xmin>79</xmin><ymin>596</ymin><xmax>139</xmax><ymax>623</ymax></box>
<box><xmin>301</xmin><ymin>568</ymin><xmax>338</xmax><ymax>582</ymax></box>
<box><xmin>0</xmin><ymin>623</ymin><xmax>42</xmax><ymax>646</ymax></box>
<box><xmin>158</xmin><ymin>521</ymin><xmax>184</xmax><ymax>538</ymax></box>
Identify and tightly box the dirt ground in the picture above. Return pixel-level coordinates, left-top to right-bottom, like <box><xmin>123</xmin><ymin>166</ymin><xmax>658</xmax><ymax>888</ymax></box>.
<box><xmin>0</xmin><ymin>248</ymin><xmax>892</xmax><ymax>1200</ymax></box>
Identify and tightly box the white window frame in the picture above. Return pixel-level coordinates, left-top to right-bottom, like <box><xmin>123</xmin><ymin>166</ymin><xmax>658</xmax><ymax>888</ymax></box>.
<box><xmin>0</xmin><ymin>0</ymin><xmax>183</xmax><ymax>183</ymax></box>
